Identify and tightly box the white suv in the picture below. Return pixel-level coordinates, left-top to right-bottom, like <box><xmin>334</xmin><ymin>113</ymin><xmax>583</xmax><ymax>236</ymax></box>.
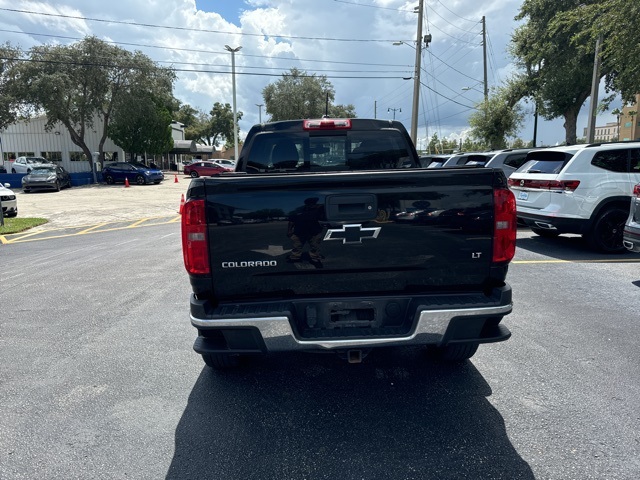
<box><xmin>508</xmin><ymin>142</ymin><xmax>640</xmax><ymax>253</ymax></box>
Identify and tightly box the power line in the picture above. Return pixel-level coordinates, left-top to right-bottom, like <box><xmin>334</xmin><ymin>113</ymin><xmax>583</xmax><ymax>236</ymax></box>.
<box><xmin>0</xmin><ymin>8</ymin><xmax>413</xmax><ymax>44</ymax></box>
<box><xmin>426</xmin><ymin>5</ymin><xmax>479</xmax><ymax>35</ymax></box>
<box><xmin>332</xmin><ymin>0</ymin><xmax>414</xmax><ymax>13</ymax></box>
<box><xmin>428</xmin><ymin>50</ymin><xmax>482</xmax><ymax>83</ymax></box>
<box><xmin>433</xmin><ymin>0</ymin><xmax>478</xmax><ymax>24</ymax></box>
<box><xmin>0</xmin><ymin>55</ymin><xmax>410</xmax><ymax>80</ymax></box>
<box><xmin>419</xmin><ymin>80</ymin><xmax>476</xmax><ymax>110</ymax></box>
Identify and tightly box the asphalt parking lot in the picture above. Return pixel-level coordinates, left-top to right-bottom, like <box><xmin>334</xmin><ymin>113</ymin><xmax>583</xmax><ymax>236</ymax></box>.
<box><xmin>14</xmin><ymin>173</ymin><xmax>190</xmax><ymax>231</ymax></box>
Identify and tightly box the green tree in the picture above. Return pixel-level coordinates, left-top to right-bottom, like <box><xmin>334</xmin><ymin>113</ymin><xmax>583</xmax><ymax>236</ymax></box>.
<box><xmin>468</xmin><ymin>87</ymin><xmax>525</xmax><ymax>150</ymax></box>
<box><xmin>262</xmin><ymin>68</ymin><xmax>356</xmax><ymax>121</ymax></box>
<box><xmin>461</xmin><ymin>137</ymin><xmax>486</xmax><ymax>151</ymax></box>
<box><xmin>510</xmin><ymin>0</ymin><xmax>601</xmax><ymax>145</ymax></box>
<box><xmin>552</xmin><ymin>1</ymin><xmax>640</xmax><ymax>103</ymax></box>
<box><xmin>174</xmin><ymin>103</ymin><xmax>208</xmax><ymax>141</ymax></box>
<box><xmin>7</xmin><ymin>36</ymin><xmax>175</xmax><ymax>181</ymax></box>
<box><xmin>207</xmin><ymin>102</ymin><xmax>242</xmax><ymax>148</ymax></box>
<box><xmin>511</xmin><ymin>138</ymin><xmax>527</xmax><ymax>149</ymax></box>
<box><xmin>108</xmin><ymin>93</ymin><xmax>174</xmax><ymax>161</ymax></box>
<box><xmin>0</xmin><ymin>43</ymin><xmax>23</xmax><ymax>132</ymax></box>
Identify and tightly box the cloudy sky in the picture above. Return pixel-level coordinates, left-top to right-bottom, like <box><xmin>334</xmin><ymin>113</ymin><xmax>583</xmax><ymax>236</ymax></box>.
<box><xmin>0</xmin><ymin>0</ymin><xmax>618</xmax><ymax>149</ymax></box>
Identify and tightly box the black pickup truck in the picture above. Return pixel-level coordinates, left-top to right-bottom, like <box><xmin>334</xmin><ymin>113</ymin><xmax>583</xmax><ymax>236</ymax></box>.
<box><xmin>182</xmin><ymin>118</ymin><xmax>517</xmax><ymax>368</ymax></box>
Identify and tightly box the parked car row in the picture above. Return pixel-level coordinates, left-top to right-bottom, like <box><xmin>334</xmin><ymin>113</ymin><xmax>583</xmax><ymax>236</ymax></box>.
<box><xmin>506</xmin><ymin>141</ymin><xmax>640</xmax><ymax>253</ymax></box>
<box><xmin>419</xmin><ymin>148</ymin><xmax>532</xmax><ymax>176</ymax></box>
<box><xmin>418</xmin><ymin>142</ymin><xmax>640</xmax><ymax>254</ymax></box>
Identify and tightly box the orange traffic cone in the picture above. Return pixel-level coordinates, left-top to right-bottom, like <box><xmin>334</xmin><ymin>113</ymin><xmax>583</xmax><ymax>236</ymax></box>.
<box><xmin>125</xmin><ymin>177</ymin><xmax>130</xmax><ymax>188</ymax></box>
<box><xmin>174</xmin><ymin>174</ymin><xmax>179</xmax><ymax>183</ymax></box>
<box><xmin>178</xmin><ymin>193</ymin><xmax>185</xmax><ymax>214</ymax></box>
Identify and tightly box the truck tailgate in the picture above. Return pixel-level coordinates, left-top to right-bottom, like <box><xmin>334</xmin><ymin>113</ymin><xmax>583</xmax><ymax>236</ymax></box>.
<box><xmin>202</xmin><ymin>169</ymin><xmax>499</xmax><ymax>300</ymax></box>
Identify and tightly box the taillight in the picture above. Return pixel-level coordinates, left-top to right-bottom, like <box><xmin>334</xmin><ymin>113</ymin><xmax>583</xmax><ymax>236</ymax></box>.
<box><xmin>303</xmin><ymin>119</ymin><xmax>351</xmax><ymax>130</ymax></box>
<box><xmin>493</xmin><ymin>188</ymin><xmax>517</xmax><ymax>264</ymax></box>
<box><xmin>633</xmin><ymin>184</ymin><xmax>640</xmax><ymax>197</ymax></box>
<box><xmin>508</xmin><ymin>178</ymin><xmax>580</xmax><ymax>191</ymax></box>
<box><xmin>181</xmin><ymin>199</ymin><xmax>210</xmax><ymax>275</ymax></box>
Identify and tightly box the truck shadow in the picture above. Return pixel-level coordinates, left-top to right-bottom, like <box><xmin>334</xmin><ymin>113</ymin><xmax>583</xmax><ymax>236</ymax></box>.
<box><xmin>166</xmin><ymin>348</ymin><xmax>534</xmax><ymax>479</ymax></box>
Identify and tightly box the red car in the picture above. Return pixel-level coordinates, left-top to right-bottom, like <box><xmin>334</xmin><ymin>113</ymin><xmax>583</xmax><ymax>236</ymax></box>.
<box><xmin>183</xmin><ymin>161</ymin><xmax>227</xmax><ymax>178</ymax></box>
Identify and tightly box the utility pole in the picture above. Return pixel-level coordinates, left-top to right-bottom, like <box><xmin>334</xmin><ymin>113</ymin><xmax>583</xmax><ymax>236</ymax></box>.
<box><xmin>388</xmin><ymin>107</ymin><xmax>401</xmax><ymax>120</ymax></box>
<box><xmin>374</xmin><ymin>100</ymin><xmax>377</xmax><ymax>119</ymax></box>
<box><xmin>224</xmin><ymin>45</ymin><xmax>242</xmax><ymax>161</ymax></box>
<box><xmin>410</xmin><ymin>0</ymin><xmax>425</xmax><ymax>145</ymax></box>
<box><xmin>255</xmin><ymin>104</ymin><xmax>263</xmax><ymax>123</ymax></box>
<box><xmin>586</xmin><ymin>34</ymin><xmax>603</xmax><ymax>143</ymax></box>
<box><xmin>482</xmin><ymin>16</ymin><xmax>488</xmax><ymax>103</ymax></box>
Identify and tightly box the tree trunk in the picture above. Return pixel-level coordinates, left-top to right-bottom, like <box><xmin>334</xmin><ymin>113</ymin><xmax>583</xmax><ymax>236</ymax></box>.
<box><xmin>563</xmin><ymin>108</ymin><xmax>579</xmax><ymax>145</ymax></box>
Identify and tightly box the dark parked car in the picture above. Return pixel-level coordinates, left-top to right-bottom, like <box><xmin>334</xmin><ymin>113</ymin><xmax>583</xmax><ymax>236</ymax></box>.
<box><xmin>102</xmin><ymin>162</ymin><xmax>164</xmax><ymax>185</ymax></box>
<box><xmin>183</xmin><ymin>161</ymin><xmax>227</xmax><ymax>178</ymax></box>
<box><xmin>22</xmin><ymin>165</ymin><xmax>72</xmax><ymax>192</ymax></box>
<box><xmin>0</xmin><ymin>165</ymin><xmax>7</xmax><ymax>174</ymax></box>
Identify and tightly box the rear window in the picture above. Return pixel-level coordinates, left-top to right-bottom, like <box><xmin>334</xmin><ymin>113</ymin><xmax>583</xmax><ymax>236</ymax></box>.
<box><xmin>516</xmin><ymin>151</ymin><xmax>575</xmax><ymax>174</ymax></box>
<box><xmin>245</xmin><ymin>130</ymin><xmax>414</xmax><ymax>173</ymax></box>
<box><xmin>503</xmin><ymin>153</ymin><xmax>529</xmax><ymax>169</ymax></box>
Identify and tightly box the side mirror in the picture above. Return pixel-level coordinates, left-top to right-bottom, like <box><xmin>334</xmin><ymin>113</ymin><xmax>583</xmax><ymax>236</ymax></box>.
<box><xmin>3</xmin><ymin>183</ymin><xmax>10</xmax><ymax>188</ymax></box>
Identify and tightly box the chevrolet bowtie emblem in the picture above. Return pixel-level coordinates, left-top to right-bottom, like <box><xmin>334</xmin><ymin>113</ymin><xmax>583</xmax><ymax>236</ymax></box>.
<box><xmin>323</xmin><ymin>224</ymin><xmax>381</xmax><ymax>244</ymax></box>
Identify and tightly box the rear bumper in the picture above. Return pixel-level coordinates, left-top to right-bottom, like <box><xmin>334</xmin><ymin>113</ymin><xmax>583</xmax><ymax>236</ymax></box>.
<box><xmin>190</xmin><ymin>287</ymin><xmax>513</xmax><ymax>354</ymax></box>
<box><xmin>23</xmin><ymin>182</ymin><xmax>58</xmax><ymax>191</ymax></box>
<box><xmin>517</xmin><ymin>210</ymin><xmax>588</xmax><ymax>234</ymax></box>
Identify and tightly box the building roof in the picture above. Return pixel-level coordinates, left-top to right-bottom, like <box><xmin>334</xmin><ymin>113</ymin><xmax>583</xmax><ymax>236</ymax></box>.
<box><xmin>171</xmin><ymin>140</ymin><xmax>197</xmax><ymax>154</ymax></box>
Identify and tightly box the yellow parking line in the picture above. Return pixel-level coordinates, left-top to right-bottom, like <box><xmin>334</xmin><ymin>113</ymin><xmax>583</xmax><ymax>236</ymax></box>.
<box><xmin>78</xmin><ymin>223</ymin><xmax>108</xmax><ymax>234</ymax></box>
<box><xmin>1</xmin><ymin>230</ymin><xmax>47</xmax><ymax>243</ymax></box>
<box><xmin>1</xmin><ymin>217</ymin><xmax>180</xmax><ymax>244</ymax></box>
<box><xmin>127</xmin><ymin>218</ymin><xmax>149</xmax><ymax>228</ymax></box>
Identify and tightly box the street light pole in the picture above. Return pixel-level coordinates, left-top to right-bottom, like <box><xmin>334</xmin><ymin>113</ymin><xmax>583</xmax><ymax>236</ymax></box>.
<box><xmin>410</xmin><ymin>0</ymin><xmax>424</xmax><ymax>145</ymax></box>
<box><xmin>225</xmin><ymin>44</ymin><xmax>242</xmax><ymax>161</ymax></box>
<box><xmin>255</xmin><ymin>104</ymin><xmax>263</xmax><ymax>123</ymax></box>
<box><xmin>388</xmin><ymin>107</ymin><xmax>401</xmax><ymax>120</ymax></box>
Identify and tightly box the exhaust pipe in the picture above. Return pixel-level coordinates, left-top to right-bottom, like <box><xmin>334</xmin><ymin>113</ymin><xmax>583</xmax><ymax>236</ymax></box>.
<box><xmin>623</xmin><ymin>240</ymin><xmax>634</xmax><ymax>251</ymax></box>
<box><xmin>534</xmin><ymin>221</ymin><xmax>557</xmax><ymax>230</ymax></box>
<box><xmin>347</xmin><ymin>349</ymin><xmax>363</xmax><ymax>364</ymax></box>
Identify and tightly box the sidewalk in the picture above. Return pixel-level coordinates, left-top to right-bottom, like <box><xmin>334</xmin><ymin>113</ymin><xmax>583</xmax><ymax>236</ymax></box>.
<box><xmin>16</xmin><ymin>173</ymin><xmax>190</xmax><ymax>231</ymax></box>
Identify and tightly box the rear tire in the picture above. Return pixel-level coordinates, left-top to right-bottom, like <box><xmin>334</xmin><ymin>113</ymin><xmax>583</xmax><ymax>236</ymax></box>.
<box><xmin>427</xmin><ymin>343</ymin><xmax>479</xmax><ymax>362</ymax></box>
<box><xmin>202</xmin><ymin>353</ymin><xmax>241</xmax><ymax>369</ymax></box>
<box><xmin>586</xmin><ymin>207</ymin><xmax>628</xmax><ymax>253</ymax></box>
<box><xmin>55</xmin><ymin>181</ymin><xmax>60</xmax><ymax>192</ymax></box>
<box><xmin>530</xmin><ymin>227</ymin><xmax>560</xmax><ymax>238</ymax></box>
<box><xmin>105</xmin><ymin>175</ymin><xmax>115</xmax><ymax>185</ymax></box>
<box><xmin>190</xmin><ymin>171</ymin><xmax>199</xmax><ymax>178</ymax></box>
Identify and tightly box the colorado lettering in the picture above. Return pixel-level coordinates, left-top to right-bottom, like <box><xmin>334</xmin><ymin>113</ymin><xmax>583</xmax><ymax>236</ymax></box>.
<box><xmin>222</xmin><ymin>261</ymin><xmax>277</xmax><ymax>268</ymax></box>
